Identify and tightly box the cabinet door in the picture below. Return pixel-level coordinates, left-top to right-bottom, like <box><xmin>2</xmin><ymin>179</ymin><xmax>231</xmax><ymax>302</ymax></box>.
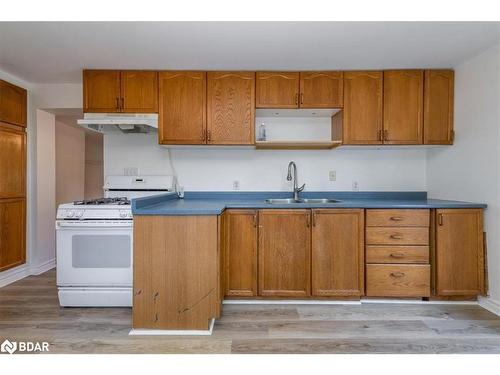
<box><xmin>311</xmin><ymin>209</ymin><xmax>364</xmax><ymax>297</ymax></box>
<box><xmin>207</xmin><ymin>72</ymin><xmax>255</xmax><ymax>145</ymax></box>
<box><xmin>0</xmin><ymin>80</ymin><xmax>27</xmax><ymax>127</ymax></box>
<box><xmin>0</xmin><ymin>198</ymin><xmax>26</xmax><ymax>272</ymax></box>
<box><xmin>424</xmin><ymin>70</ymin><xmax>454</xmax><ymax>145</ymax></box>
<box><xmin>120</xmin><ymin>71</ymin><xmax>158</xmax><ymax>113</ymax></box>
<box><xmin>258</xmin><ymin>209</ymin><xmax>311</xmax><ymax>297</ymax></box>
<box><xmin>435</xmin><ymin>209</ymin><xmax>484</xmax><ymax>296</ymax></box>
<box><xmin>224</xmin><ymin>210</ymin><xmax>258</xmax><ymax>297</ymax></box>
<box><xmin>83</xmin><ymin>70</ymin><xmax>121</xmax><ymax>113</ymax></box>
<box><xmin>158</xmin><ymin>71</ymin><xmax>206</xmax><ymax>145</ymax></box>
<box><xmin>343</xmin><ymin>71</ymin><xmax>383</xmax><ymax>144</ymax></box>
<box><xmin>383</xmin><ymin>70</ymin><xmax>424</xmax><ymax>144</ymax></box>
<box><xmin>0</xmin><ymin>124</ymin><xmax>26</xmax><ymax>199</ymax></box>
<box><xmin>299</xmin><ymin>71</ymin><xmax>343</xmax><ymax>108</ymax></box>
<box><xmin>256</xmin><ymin>72</ymin><xmax>299</xmax><ymax>108</ymax></box>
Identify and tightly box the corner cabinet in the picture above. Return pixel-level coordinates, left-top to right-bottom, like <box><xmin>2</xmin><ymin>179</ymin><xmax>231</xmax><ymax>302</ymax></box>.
<box><xmin>424</xmin><ymin>70</ymin><xmax>454</xmax><ymax>145</ymax></box>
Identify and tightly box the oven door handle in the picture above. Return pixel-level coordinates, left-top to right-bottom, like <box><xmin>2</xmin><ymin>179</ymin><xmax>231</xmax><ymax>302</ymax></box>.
<box><xmin>56</xmin><ymin>221</ymin><xmax>133</xmax><ymax>229</ymax></box>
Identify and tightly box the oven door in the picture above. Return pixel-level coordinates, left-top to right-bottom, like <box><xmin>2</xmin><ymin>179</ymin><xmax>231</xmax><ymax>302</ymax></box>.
<box><xmin>56</xmin><ymin>220</ymin><xmax>133</xmax><ymax>287</ymax></box>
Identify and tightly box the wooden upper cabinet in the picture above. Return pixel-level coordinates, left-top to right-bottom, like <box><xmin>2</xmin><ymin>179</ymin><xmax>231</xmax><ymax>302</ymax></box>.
<box><xmin>120</xmin><ymin>71</ymin><xmax>158</xmax><ymax>113</ymax></box>
<box><xmin>158</xmin><ymin>71</ymin><xmax>207</xmax><ymax>145</ymax></box>
<box><xmin>343</xmin><ymin>71</ymin><xmax>383</xmax><ymax>144</ymax></box>
<box><xmin>256</xmin><ymin>72</ymin><xmax>299</xmax><ymax>108</ymax></box>
<box><xmin>383</xmin><ymin>70</ymin><xmax>424</xmax><ymax>144</ymax></box>
<box><xmin>424</xmin><ymin>70</ymin><xmax>454</xmax><ymax>145</ymax></box>
<box><xmin>299</xmin><ymin>71</ymin><xmax>343</xmax><ymax>108</ymax></box>
<box><xmin>0</xmin><ymin>80</ymin><xmax>27</xmax><ymax>127</ymax></box>
<box><xmin>258</xmin><ymin>209</ymin><xmax>311</xmax><ymax>297</ymax></box>
<box><xmin>311</xmin><ymin>209</ymin><xmax>364</xmax><ymax>297</ymax></box>
<box><xmin>0</xmin><ymin>124</ymin><xmax>26</xmax><ymax>199</ymax></box>
<box><xmin>0</xmin><ymin>198</ymin><xmax>26</xmax><ymax>272</ymax></box>
<box><xmin>435</xmin><ymin>209</ymin><xmax>485</xmax><ymax>296</ymax></box>
<box><xmin>207</xmin><ymin>72</ymin><xmax>255</xmax><ymax>145</ymax></box>
<box><xmin>83</xmin><ymin>70</ymin><xmax>121</xmax><ymax>113</ymax></box>
<box><xmin>223</xmin><ymin>210</ymin><xmax>258</xmax><ymax>297</ymax></box>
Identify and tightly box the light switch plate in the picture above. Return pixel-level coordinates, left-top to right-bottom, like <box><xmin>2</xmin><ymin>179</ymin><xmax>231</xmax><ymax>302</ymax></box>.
<box><xmin>329</xmin><ymin>171</ymin><xmax>336</xmax><ymax>181</ymax></box>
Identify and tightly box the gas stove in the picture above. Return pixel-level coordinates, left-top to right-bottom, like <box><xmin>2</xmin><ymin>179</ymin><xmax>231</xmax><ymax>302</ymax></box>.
<box><xmin>73</xmin><ymin>197</ymin><xmax>131</xmax><ymax>206</ymax></box>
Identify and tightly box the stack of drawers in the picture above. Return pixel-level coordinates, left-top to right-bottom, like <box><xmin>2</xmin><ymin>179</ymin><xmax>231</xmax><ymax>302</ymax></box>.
<box><xmin>365</xmin><ymin>209</ymin><xmax>431</xmax><ymax>297</ymax></box>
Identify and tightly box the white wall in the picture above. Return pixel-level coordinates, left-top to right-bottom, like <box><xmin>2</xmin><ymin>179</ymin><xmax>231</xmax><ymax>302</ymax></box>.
<box><xmin>104</xmin><ymin>132</ymin><xmax>427</xmax><ymax>191</ymax></box>
<box><xmin>427</xmin><ymin>44</ymin><xmax>500</xmax><ymax>307</ymax></box>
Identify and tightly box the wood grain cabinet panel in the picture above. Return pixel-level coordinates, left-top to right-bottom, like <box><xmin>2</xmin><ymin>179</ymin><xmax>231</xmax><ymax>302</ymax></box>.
<box><xmin>258</xmin><ymin>209</ymin><xmax>311</xmax><ymax>297</ymax></box>
<box><xmin>223</xmin><ymin>210</ymin><xmax>258</xmax><ymax>297</ymax></box>
<box><xmin>83</xmin><ymin>70</ymin><xmax>121</xmax><ymax>113</ymax></box>
<box><xmin>383</xmin><ymin>70</ymin><xmax>424</xmax><ymax>144</ymax></box>
<box><xmin>0</xmin><ymin>80</ymin><xmax>27</xmax><ymax>127</ymax></box>
<box><xmin>366</xmin><ymin>227</ymin><xmax>429</xmax><ymax>246</ymax></box>
<box><xmin>366</xmin><ymin>245</ymin><xmax>429</xmax><ymax>264</ymax></box>
<box><xmin>207</xmin><ymin>72</ymin><xmax>255</xmax><ymax>145</ymax></box>
<box><xmin>120</xmin><ymin>71</ymin><xmax>158</xmax><ymax>113</ymax></box>
<box><xmin>435</xmin><ymin>209</ymin><xmax>485</xmax><ymax>296</ymax></box>
<box><xmin>424</xmin><ymin>70</ymin><xmax>454</xmax><ymax>145</ymax></box>
<box><xmin>366</xmin><ymin>209</ymin><xmax>430</xmax><ymax>227</ymax></box>
<box><xmin>0</xmin><ymin>198</ymin><xmax>26</xmax><ymax>272</ymax></box>
<box><xmin>256</xmin><ymin>72</ymin><xmax>300</xmax><ymax>108</ymax></box>
<box><xmin>366</xmin><ymin>264</ymin><xmax>430</xmax><ymax>297</ymax></box>
<box><xmin>158</xmin><ymin>71</ymin><xmax>207</xmax><ymax>145</ymax></box>
<box><xmin>342</xmin><ymin>71</ymin><xmax>383</xmax><ymax>144</ymax></box>
<box><xmin>0</xmin><ymin>124</ymin><xmax>26</xmax><ymax>199</ymax></box>
<box><xmin>299</xmin><ymin>71</ymin><xmax>343</xmax><ymax>108</ymax></box>
<box><xmin>311</xmin><ymin>209</ymin><xmax>364</xmax><ymax>297</ymax></box>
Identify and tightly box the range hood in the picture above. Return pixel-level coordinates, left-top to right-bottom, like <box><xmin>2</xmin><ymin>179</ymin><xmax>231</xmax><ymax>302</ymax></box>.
<box><xmin>77</xmin><ymin>113</ymin><xmax>158</xmax><ymax>134</ymax></box>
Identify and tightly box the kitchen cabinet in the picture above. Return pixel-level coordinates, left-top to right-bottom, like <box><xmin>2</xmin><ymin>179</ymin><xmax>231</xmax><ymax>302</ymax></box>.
<box><xmin>133</xmin><ymin>215</ymin><xmax>219</xmax><ymax>330</ymax></box>
<box><xmin>158</xmin><ymin>71</ymin><xmax>207</xmax><ymax>145</ymax></box>
<box><xmin>424</xmin><ymin>70</ymin><xmax>454</xmax><ymax>145</ymax></box>
<box><xmin>256</xmin><ymin>72</ymin><xmax>300</xmax><ymax>108</ymax></box>
<box><xmin>299</xmin><ymin>71</ymin><xmax>343</xmax><ymax>108</ymax></box>
<box><xmin>0</xmin><ymin>80</ymin><xmax>27</xmax><ymax>127</ymax></box>
<box><xmin>435</xmin><ymin>209</ymin><xmax>485</xmax><ymax>296</ymax></box>
<box><xmin>207</xmin><ymin>72</ymin><xmax>255</xmax><ymax>145</ymax></box>
<box><xmin>0</xmin><ymin>198</ymin><xmax>26</xmax><ymax>272</ymax></box>
<box><xmin>311</xmin><ymin>209</ymin><xmax>364</xmax><ymax>297</ymax></box>
<box><xmin>383</xmin><ymin>70</ymin><xmax>424</xmax><ymax>144</ymax></box>
<box><xmin>0</xmin><ymin>124</ymin><xmax>26</xmax><ymax>199</ymax></box>
<box><xmin>83</xmin><ymin>70</ymin><xmax>158</xmax><ymax>113</ymax></box>
<box><xmin>342</xmin><ymin>71</ymin><xmax>383</xmax><ymax>145</ymax></box>
<box><xmin>258</xmin><ymin>209</ymin><xmax>311</xmax><ymax>297</ymax></box>
<box><xmin>223</xmin><ymin>209</ymin><xmax>258</xmax><ymax>297</ymax></box>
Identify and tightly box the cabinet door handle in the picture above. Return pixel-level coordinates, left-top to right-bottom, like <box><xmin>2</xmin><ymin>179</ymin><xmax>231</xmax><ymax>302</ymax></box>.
<box><xmin>295</xmin><ymin>93</ymin><xmax>299</xmax><ymax>106</ymax></box>
<box><xmin>390</xmin><ymin>216</ymin><xmax>404</xmax><ymax>221</ymax></box>
<box><xmin>300</xmin><ymin>93</ymin><xmax>304</xmax><ymax>105</ymax></box>
<box><xmin>253</xmin><ymin>213</ymin><xmax>258</xmax><ymax>228</ymax></box>
<box><xmin>306</xmin><ymin>214</ymin><xmax>311</xmax><ymax>228</ymax></box>
<box><xmin>390</xmin><ymin>234</ymin><xmax>403</xmax><ymax>240</ymax></box>
<box><xmin>438</xmin><ymin>213</ymin><xmax>443</xmax><ymax>226</ymax></box>
<box><xmin>207</xmin><ymin>130</ymin><xmax>211</xmax><ymax>142</ymax></box>
<box><xmin>312</xmin><ymin>212</ymin><xmax>317</xmax><ymax>227</ymax></box>
<box><xmin>390</xmin><ymin>272</ymin><xmax>405</xmax><ymax>278</ymax></box>
<box><xmin>390</xmin><ymin>253</ymin><xmax>405</xmax><ymax>258</ymax></box>
<box><xmin>201</xmin><ymin>129</ymin><xmax>206</xmax><ymax>142</ymax></box>
<box><xmin>378</xmin><ymin>129</ymin><xmax>383</xmax><ymax>141</ymax></box>
<box><xmin>384</xmin><ymin>130</ymin><xmax>389</xmax><ymax>141</ymax></box>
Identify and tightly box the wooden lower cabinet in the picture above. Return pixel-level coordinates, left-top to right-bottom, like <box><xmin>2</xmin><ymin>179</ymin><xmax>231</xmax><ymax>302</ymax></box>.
<box><xmin>133</xmin><ymin>215</ymin><xmax>219</xmax><ymax>330</ymax></box>
<box><xmin>0</xmin><ymin>198</ymin><xmax>26</xmax><ymax>272</ymax></box>
<box><xmin>311</xmin><ymin>209</ymin><xmax>364</xmax><ymax>297</ymax></box>
<box><xmin>366</xmin><ymin>264</ymin><xmax>430</xmax><ymax>297</ymax></box>
<box><xmin>223</xmin><ymin>210</ymin><xmax>258</xmax><ymax>297</ymax></box>
<box><xmin>258</xmin><ymin>209</ymin><xmax>311</xmax><ymax>297</ymax></box>
<box><xmin>435</xmin><ymin>209</ymin><xmax>485</xmax><ymax>296</ymax></box>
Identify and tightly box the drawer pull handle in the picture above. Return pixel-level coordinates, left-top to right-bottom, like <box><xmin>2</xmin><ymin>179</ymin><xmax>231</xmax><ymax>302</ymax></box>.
<box><xmin>390</xmin><ymin>253</ymin><xmax>405</xmax><ymax>258</ymax></box>
<box><xmin>390</xmin><ymin>272</ymin><xmax>405</xmax><ymax>278</ymax></box>
<box><xmin>390</xmin><ymin>234</ymin><xmax>403</xmax><ymax>239</ymax></box>
<box><xmin>390</xmin><ymin>216</ymin><xmax>404</xmax><ymax>221</ymax></box>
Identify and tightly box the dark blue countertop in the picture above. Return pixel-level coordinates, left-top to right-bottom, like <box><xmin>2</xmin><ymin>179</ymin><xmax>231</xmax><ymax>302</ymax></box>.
<box><xmin>131</xmin><ymin>191</ymin><xmax>487</xmax><ymax>216</ymax></box>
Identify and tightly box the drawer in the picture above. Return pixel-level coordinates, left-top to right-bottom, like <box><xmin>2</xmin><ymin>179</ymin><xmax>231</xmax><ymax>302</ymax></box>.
<box><xmin>366</xmin><ymin>264</ymin><xmax>430</xmax><ymax>297</ymax></box>
<box><xmin>366</xmin><ymin>246</ymin><xmax>429</xmax><ymax>264</ymax></box>
<box><xmin>366</xmin><ymin>227</ymin><xmax>429</xmax><ymax>245</ymax></box>
<box><xmin>366</xmin><ymin>209</ymin><xmax>430</xmax><ymax>227</ymax></box>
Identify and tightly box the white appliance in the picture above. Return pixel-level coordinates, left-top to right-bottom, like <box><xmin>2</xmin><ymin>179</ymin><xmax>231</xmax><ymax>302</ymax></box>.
<box><xmin>77</xmin><ymin>113</ymin><xmax>158</xmax><ymax>134</ymax></box>
<box><xmin>56</xmin><ymin>175</ymin><xmax>174</xmax><ymax>307</ymax></box>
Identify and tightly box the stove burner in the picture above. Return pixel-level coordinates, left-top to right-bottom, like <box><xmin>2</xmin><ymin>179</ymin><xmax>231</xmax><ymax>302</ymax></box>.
<box><xmin>73</xmin><ymin>197</ymin><xmax>131</xmax><ymax>206</ymax></box>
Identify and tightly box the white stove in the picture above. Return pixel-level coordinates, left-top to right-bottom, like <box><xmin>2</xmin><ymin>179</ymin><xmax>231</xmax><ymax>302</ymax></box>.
<box><xmin>56</xmin><ymin>175</ymin><xmax>174</xmax><ymax>307</ymax></box>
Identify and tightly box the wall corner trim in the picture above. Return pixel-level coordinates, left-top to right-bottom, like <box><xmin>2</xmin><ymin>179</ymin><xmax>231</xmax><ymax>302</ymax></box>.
<box><xmin>478</xmin><ymin>296</ymin><xmax>500</xmax><ymax>317</ymax></box>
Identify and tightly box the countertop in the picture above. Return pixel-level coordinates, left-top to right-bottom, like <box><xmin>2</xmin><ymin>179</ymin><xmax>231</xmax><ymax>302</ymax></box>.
<box><xmin>131</xmin><ymin>191</ymin><xmax>487</xmax><ymax>216</ymax></box>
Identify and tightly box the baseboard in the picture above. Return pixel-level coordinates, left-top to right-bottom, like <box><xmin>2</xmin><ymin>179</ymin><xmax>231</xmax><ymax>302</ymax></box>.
<box><xmin>129</xmin><ymin>319</ymin><xmax>215</xmax><ymax>336</ymax></box>
<box><xmin>479</xmin><ymin>296</ymin><xmax>500</xmax><ymax>316</ymax></box>
<box><xmin>0</xmin><ymin>258</ymin><xmax>55</xmax><ymax>288</ymax></box>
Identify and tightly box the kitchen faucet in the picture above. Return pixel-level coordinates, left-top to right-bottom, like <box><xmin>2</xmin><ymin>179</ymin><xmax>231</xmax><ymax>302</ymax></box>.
<box><xmin>287</xmin><ymin>161</ymin><xmax>305</xmax><ymax>200</ymax></box>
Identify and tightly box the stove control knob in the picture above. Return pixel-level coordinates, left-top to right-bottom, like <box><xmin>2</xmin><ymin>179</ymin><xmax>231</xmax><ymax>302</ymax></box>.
<box><xmin>75</xmin><ymin>211</ymin><xmax>84</xmax><ymax>218</ymax></box>
<box><xmin>119</xmin><ymin>211</ymin><xmax>128</xmax><ymax>218</ymax></box>
<box><xmin>67</xmin><ymin>210</ymin><xmax>75</xmax><ymax>218</ymax></box>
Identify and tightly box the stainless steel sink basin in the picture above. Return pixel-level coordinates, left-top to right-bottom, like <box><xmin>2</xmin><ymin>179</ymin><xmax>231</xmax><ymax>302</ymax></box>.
<box><xmin>265</xmin><ymin>198</ymin><xmax>341</xmax><ymax>204</ymax></box>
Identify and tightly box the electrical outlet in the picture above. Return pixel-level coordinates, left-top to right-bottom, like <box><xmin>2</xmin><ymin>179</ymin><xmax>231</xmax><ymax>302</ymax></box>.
<box><xmin>352</xmin><ymin>181</ymin><xmax>359</xmax><ymax>191</ymax></box>
<box><xmin>329</xmin><ymin>170</ymin><xmax>336</xmax><ymax>181</ymax></box>
<box><xmin>233</xmin><ymin>180</ymin><xmax>240</xmax><ymax>190</ymax></box>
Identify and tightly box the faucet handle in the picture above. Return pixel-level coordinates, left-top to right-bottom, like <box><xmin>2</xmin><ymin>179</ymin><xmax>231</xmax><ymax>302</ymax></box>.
<box><xmin>297</xmin><ymin>183</ymin><xmax>305</xmax><ymax>192</ymax></box>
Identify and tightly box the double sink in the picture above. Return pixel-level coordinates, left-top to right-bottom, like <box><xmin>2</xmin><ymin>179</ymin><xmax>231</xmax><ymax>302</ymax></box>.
<box><xmin>266</xmin><ymin>198</ymin><xmax>341</xmax><ymax>204</ymax></box>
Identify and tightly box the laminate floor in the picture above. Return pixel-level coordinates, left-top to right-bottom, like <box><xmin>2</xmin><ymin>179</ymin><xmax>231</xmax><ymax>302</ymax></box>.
<box><xmin>1</xmin><ymin>269</ymin><xmax>500</xmax><ymax>354</ymax></box>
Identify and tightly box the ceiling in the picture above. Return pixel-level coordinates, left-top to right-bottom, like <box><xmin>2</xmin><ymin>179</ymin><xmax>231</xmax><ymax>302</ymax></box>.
<box><xmin>0</xmin><ymin>22</ymin><xmax>499</xmax><ymax>84</ymax></box>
